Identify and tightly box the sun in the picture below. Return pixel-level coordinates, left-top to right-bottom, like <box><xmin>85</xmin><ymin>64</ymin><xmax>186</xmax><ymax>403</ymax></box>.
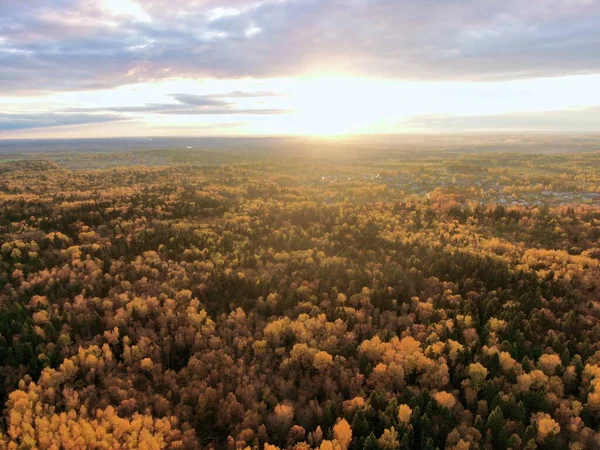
<box><xmin>283</xmin><ymin>77</ymin><xmax>403</xmax><ymax>136</ymax></box>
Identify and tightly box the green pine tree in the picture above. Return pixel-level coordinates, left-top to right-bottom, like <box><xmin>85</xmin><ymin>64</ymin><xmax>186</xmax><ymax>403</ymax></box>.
<box><xmin>363</xmin><ymin>432</ymin><xmax>380</xmax><ymax>450</ymax></box>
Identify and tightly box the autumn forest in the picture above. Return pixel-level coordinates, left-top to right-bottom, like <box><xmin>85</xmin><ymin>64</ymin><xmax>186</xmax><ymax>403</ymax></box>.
<box><xmin>1</xmin><ymin>144</ymin><xmax>600</xmax><ymax>450</ymax></box>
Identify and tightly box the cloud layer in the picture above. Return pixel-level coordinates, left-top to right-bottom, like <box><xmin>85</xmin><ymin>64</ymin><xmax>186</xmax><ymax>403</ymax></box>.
<box><xmin>0</xmin><ymin>89</ymin><xmax>289</xmax><ymax>131</ymax></box>
<box><xmin>2</xmin><ymin>0</ymin><xmax>600</xmax><ymax>93</ymax></box>
<box><xmin>402</xmin><ymin>106</ymin><xmax>600</xmax><ymax>132</ymax></box>
<box><xmin>0</xmin><ymin>112</ymin><xmax>127</xmax><ymax>131</ymax></box>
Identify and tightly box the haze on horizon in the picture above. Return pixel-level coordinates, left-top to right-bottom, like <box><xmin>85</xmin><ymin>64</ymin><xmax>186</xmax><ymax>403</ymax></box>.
<box><xmin>1</xmin><ymin>0</ymin><xmax>600</xmax><ymax>139</ymax></box>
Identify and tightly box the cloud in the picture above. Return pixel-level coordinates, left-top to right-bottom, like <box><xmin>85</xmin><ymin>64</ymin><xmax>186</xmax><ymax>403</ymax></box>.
<box><xmin>165</xmin><ymin>92</ymin><xmax>288</xmax><ymax>113</ymax></box>
<box><xmin>401</xmin><ymin>106</ymin><xmax>600</xmax><ymax>132</ymax></box>
<box><xmin>171</xmin><ymin>94</ymin><xmax>229</xmax><ymax>107</ymax></box>
<box><xmin>2</xmin><ymin>0</ymin><xmax>600</xmax><ymax>92</ymax></box>
<box><xmin>157</xmin><ymin>108</ymin><xmax>288</xmax><ymax>115</ymax></box>
<box><xmin>61</xmin><ymin>92</ymin><xmax>291</xmax><ymax>115</ymax></box>
<box><xmin>214</xmin><ymin>91</ymin><xmax>283</xmax><ymax>98</ymax></box>
<box><xmin>0</xmin><ymin>112</ymin><xmax>127</xmax><ymax>131</ymax></box>
<box><xmin>107</xmin><ymin>105</ymin><xmax>289</xmax><ymax>115</ymax></box>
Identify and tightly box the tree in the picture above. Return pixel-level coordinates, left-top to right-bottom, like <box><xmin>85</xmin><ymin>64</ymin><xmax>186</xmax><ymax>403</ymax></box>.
<box><xmin>378</xmin><ymin>427</ymin><xmax>399</xmax><ymax>450</ymax></box>
<box><xmin>333</xmin><ymin>419</ymin><xmax>352</xmax><ymax>450</ymax></box>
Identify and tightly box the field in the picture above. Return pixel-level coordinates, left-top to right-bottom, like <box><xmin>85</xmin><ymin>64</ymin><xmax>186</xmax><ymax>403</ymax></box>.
<box><xmin>1</xmin><ymin>140</ymin><xmax>600</xmax><ymax>449</ymax></box>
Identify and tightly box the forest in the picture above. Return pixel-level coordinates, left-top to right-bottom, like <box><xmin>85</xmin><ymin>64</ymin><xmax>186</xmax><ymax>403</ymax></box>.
<box><xmin>1</xmin><ymin>148</ymin><xmax>600</xmax><ymax>449</ymax></box>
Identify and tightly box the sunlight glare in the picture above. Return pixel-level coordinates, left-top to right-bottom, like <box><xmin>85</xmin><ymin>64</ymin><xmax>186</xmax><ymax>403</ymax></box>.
<box><xmin>102</xmin><ymin>0</ymin><xmax>152</xmax><ymax>22</ymax></box>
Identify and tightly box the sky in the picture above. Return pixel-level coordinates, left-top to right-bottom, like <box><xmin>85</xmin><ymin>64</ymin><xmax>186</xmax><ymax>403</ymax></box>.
<box><xmin>1</xmin><ymin>0</ymin><xmax>600</xmax><ymax>138</ymax></box>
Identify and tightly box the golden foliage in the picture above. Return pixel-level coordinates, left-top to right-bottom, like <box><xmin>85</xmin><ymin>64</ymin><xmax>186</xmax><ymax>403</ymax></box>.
<box><xmin>434</xmin><ymin>391</ymin><xmax>457</xmax><ymax>409</ymax></box>
<box><xmin>332</xmin><ymin>419</ymin><xmax>352</xmax><ymax>450</ymax></box>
